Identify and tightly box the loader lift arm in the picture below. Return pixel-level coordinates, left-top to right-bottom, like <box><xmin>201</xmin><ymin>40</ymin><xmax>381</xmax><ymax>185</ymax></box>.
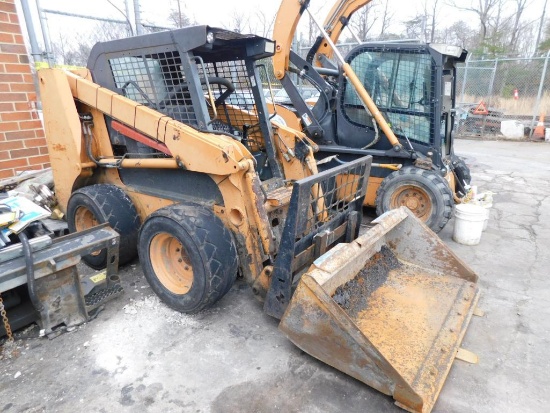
<box><xmin>273</xmin><ymin>0</ymin><xmax>373</xmax><ymax>78</ymax></box>
<box><xmin>272</xmin><ymin>0</ymin><xmax>402</xmax><ymax>149</ymax></box>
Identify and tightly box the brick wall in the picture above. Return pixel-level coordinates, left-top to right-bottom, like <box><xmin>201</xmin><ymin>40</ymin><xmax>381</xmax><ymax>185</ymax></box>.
<box><xmin>0</xmin><ymin>0</ymin><xmax>49</xmax><ymax>180</ymax></box>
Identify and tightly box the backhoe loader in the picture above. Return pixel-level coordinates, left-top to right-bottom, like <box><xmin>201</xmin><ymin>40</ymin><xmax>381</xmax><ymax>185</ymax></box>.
<box><xmin>38</xmin><ymin>25</ymin><xmax>479</xmax><ymax>413</ymax></box>
<box><xmin>272</xmin><ymin>0</ymin><xmax>472</xmax><ymax>233</ymax></box>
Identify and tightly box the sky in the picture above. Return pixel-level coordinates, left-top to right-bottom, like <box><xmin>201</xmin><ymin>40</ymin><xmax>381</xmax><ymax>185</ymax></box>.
<box><xmin>23</xmin><ymin>0</ymin><xmax>284</xmax><ymax>40</ymax></box>
<box><xmin>16</xmin><ymin>0</ymin><xmax>550</xmax><ymax>58</ymax></box>
<box><xmin>18</xmin><ymin>0</ymin><xmax>404</xmax><ymax>52</ymax></box>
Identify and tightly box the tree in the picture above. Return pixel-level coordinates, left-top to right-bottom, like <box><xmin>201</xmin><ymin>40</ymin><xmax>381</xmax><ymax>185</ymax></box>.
<box><xmin>168</xmin><ymin>0</ymin><xmax>194</xmax><ymax>28</ymax></box>
<box><xmin>404</xmin><ymin>0</ymin><xmax>441</xmax><ymax>43</ymax></box>
<box><xmin>223</xmin><ymin>10</ymin><xmax>251</xmax><ymax>34</ymax></box>
<box><xmin>253</xmin><ymin>10</ymin><xmax>275</xmax><ymax>38</ymax></box>
<box><xmin>535</xmin><ymin>0</ymin><xmax>549</xmax><ymax>53</ymax></box>
<box><xmin>404</xmin><ymin>15</ymin><xmax>426</xmax><ymax>41</ymax></box>
<box><xmin>302</xmin><ymin>5</ymin><xmax>325</xmax><ymax>46</ymax></box>
<box><xmin>444</xmin><ymin>20</ymin><xmax>477</xmax><ymax>47</ymax></box>
<box><xmin>427</xmin><ymin>0</ymin><xmax>441</xmax><ymax>43</ymax></box>
<box><xmin>378</xmin><ymin>1</ymin><xmax>394</xmax><ymax>39</ymax></box>
<box><xmin>539</xmin><ymin>21</ymin><xmax>550</xmax><ymax>52</ymax></box>
<box><xmin>50</xmin><ymin>21</ymin><xmax>133</xmax><ymax>67</ymax></box>
<box><xmin>348</xmin><ymin>3</ymin><xmax>378</xmax><ymax>41</ymax></box>
<box><xmin>447</xmin><ymin>0</ymin><xmax>500</xmax><ymax>44</ymax></box>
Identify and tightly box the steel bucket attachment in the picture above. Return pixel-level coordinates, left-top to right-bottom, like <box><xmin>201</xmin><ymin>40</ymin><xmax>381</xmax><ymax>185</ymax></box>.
<box><xmin>279</xmin><ymin>207</ymin><xmax>480</xmax><ymax>413</ymax></box>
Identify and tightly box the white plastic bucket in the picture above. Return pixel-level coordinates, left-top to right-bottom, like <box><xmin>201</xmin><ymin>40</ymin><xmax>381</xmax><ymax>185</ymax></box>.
<box><xmin>545</xmin><ymin>128</ymin><xmax>550</xmax><ymax>142</ymax></box>
<box><xmin>453</xmin><ymin>204</ymin><xmax>486</xmax><ymax>245</ymax></box>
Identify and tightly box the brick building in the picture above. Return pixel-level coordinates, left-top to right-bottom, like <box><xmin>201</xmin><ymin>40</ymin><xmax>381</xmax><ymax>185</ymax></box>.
<box><xmin>0</xmin><ymin>0</ymin><xmax>49</xmax><ymax>180</ymax></box>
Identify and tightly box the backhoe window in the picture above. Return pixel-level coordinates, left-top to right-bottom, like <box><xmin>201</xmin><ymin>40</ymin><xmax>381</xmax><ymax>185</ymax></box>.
<box><xmin>343</xmin><ymin>50</ymin><xmax>434</xmax><ymax>145</ymax></box>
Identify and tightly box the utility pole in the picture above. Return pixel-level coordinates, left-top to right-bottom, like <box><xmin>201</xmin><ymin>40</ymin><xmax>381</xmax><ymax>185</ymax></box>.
<box><xmin>133</xmin><ymin>0</ymin><xmax>143</xmax><ymax>35</ymax></box>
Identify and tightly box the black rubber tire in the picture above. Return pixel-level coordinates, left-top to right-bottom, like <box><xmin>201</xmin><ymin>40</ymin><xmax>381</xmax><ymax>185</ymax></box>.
<box><xmin>138</xmin><ymin>203</ymin><xmax>238</xmax><ymax>314</ymax></box>
<box><xmin>67</xmin><ymin>184</ymin><xmax>140</xmax><ymax>269</ymax></box>
<box><xmin>376</xmin><ymin>166</ymin><xmax>453</xmax><ymax>233</ymax></box>
<box><xmin>451</xmin><ymin>155</ymin><xmax>472</xmax><ymax>186</ymax></box>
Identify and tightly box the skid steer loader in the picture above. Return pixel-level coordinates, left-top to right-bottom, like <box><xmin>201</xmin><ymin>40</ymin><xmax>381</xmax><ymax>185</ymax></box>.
<box><xmin>38</xmin><ymin>26</ymin><xmax>479</xmax><ymax>413</ymax></box>
<box><xmin>271</xmin><ymin>0</ymin><xmax>472</xmax><ymax>233</ymax></box>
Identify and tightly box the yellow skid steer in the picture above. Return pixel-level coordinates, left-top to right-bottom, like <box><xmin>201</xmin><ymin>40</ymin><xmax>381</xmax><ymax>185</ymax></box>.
<box><xmin>38</xmin><ymin>25</ymin><xmax>479</xmax><ymax>413</ymax></box>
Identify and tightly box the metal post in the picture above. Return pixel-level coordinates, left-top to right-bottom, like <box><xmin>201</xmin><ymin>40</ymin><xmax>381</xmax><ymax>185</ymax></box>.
<box><xmin>530</xmin><ymin>51</ymin><xmax>550</xmax><ymax>138</ymax></box>
<box><xmin>459</xmin><ymin>54</ymin><xmax>470</xmax><ymax>105</ymax></box>
<box><xmin>176</xmin><ymin>0</ymin><xmax>182</xmax><ymax>28</ymax></box>
<box><xmin>488</xmin><ymin>59</ymin><xmax>498</xmax><ymax>103</ymax></box>
<box><xmin>20</xmin><ymin>0</ymin><xmax>42</xmax><ymax>61</ymax></box>
<box><xmin>36</xmin><ymin>0</ymin><xmax>55</xmax><ymax>67</ymax></box>
<box><xmin>133</xmin><ymin>0</ymin><xmax>143</xmax><ymax>35</ymax></box>
<box><xmin>481</xmin><ymin>59</ymin><xmax>498</xmax><ymax>136</ymax></box>
<box><xmin>125</xmin><ymin>0</ymin><xmax>134</xmax><ymax>35</ymax></box>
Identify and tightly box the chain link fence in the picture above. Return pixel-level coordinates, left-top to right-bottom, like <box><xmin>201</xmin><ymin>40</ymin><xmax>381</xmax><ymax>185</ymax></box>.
<box><xmin>456</xmin><ymin>54</ymin><xmax>550</xmax><ymax>139</ymax></box>
<box><xmin>280</xmin><ymin>42</ymin><xmax>550</xmax><ymax>140</ymax></box>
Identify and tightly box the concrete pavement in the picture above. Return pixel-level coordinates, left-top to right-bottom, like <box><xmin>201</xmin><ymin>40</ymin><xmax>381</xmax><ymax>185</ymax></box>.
<box><xmin>1</xmin><ymin>139</ymin><xmax>549</xmax><ymax>413</ymax></box>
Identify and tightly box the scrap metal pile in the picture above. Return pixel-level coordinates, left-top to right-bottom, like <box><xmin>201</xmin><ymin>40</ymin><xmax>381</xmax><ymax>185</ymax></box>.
<box><xmin>0</xmin><ymin>169</ymin><xmax>122</xmax><ymax>348</ymax></box>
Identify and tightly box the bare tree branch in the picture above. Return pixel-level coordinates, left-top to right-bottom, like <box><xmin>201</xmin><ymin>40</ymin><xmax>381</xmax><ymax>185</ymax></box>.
<box><xmin>106</xmin><ymin>0</ymin><xmax>134</xmax><ymax>36</ymax></box>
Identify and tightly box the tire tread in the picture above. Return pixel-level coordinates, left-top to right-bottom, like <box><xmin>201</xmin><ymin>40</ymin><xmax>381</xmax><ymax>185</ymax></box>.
<box><xmin>68</xmin><ymin>184</ymin><xmax>140</xmax><ymax>268</ymax></box>
<box><xmin>376</xmin><ymin>166</ymin><xmax>453</xmax><ymax>232</ymax></box>
<box><xmin>142</xmin><ymin>204</ymin><xmax>238</xmax><ymax>313</ymax></box>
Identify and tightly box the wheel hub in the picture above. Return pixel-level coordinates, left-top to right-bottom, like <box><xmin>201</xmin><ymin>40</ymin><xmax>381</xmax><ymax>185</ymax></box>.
<box><xmin>390</xmin><ymin>186</ymin><xmax>431</xmax><ymax>220</ymax></box>
<box><xmin>150</xmin><ymin>232</ymin><xmax>194</xmax><ymax>295</ymax></box>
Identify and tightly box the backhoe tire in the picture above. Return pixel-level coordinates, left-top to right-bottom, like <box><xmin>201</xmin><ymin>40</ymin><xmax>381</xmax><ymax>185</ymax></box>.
<box><xmin>138</xmin><ymin>203</ymin><xmax>238</xmax><ymax>314</ymax></box>
<box><xmin>376</xmin><ymin>166</ymin><xmax>453</xmax><ymax>233</ymax></box>
<box><xmin>67</xmin><ymin>184</ymin><xmax>140</xmax><ymax>269</ymax></box>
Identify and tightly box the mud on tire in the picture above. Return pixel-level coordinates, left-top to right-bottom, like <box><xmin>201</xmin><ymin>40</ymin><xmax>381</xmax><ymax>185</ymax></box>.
<box><xmin>138</xmin><ymin>203</ymin><xmax>238</xmax><ymax>314</ymax></box>
<box><xmin>376</xmin><ymin>166</ymin><xmax>453</xmax><ymax>233</ymax></box>
<box><xmin>67</xmin><ymin>184</ymin><xmax>140</xmax><ymax>269</ymax></box>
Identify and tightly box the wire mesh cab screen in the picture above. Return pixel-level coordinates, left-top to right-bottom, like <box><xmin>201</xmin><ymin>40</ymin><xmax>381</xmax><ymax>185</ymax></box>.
<box><xmin>109</xmin><ymin>51</ymin><xmax>202</xmax><ymax>127</ymax></box>
<box><xmin>108</xmin><ymin>51</ymin><xmax>268</xmax><ymax>142</ymax></box>
<box><xmin>342</xmin><ymin>48</ymin><xmax>435</xmax><ymax>145</ymax></box>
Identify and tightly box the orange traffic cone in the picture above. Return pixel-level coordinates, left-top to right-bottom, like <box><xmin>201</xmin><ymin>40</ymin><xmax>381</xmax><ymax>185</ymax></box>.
<box><xmin>533</xmin><ymin>113</ymin><xmax>546</xmax><ymax>139</ymax></box>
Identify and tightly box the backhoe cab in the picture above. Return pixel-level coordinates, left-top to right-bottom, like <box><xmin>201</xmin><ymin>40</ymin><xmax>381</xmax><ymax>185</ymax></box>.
<box><xmin>273</xmin><ymin>0</ymin><xmax>471</xmax><ymax>232</ymax></box>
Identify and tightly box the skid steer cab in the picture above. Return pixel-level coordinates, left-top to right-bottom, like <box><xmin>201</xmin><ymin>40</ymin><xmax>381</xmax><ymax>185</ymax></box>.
<box><xmin>38</xmin><ymin>25</ymin><xmax>479</xmax><ymax>413</ymax></box>
<box><xmin>271</xmin><ymin>0</ymin><xmax>472</xmax><ymax>233</ymax></box>
<box><xmin>315</xmin><ymin>43</ymin><xmax>470</xmax><ymax>232</ymax></box>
